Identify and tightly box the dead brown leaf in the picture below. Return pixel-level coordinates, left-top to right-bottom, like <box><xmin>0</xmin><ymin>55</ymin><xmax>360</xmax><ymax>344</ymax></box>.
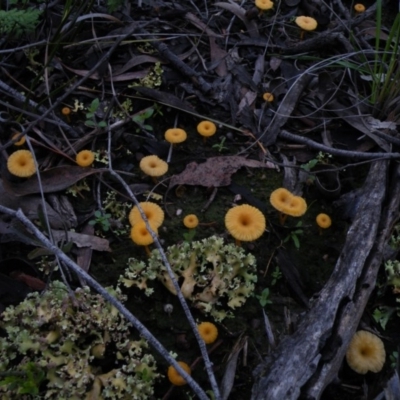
<box><xmin>3</xmin><ymin>166</ymin><xmax>104</xmax><ymax>196</ymax></box>
<box><xmin>51</xmin><ymin>230</ymin><xmax>111</xmax><ymax>252</ymax></box>
<box><xmin>169</xmin><ymin>156</ymin><xmax>276</xmax><ymax>189</ymax></box>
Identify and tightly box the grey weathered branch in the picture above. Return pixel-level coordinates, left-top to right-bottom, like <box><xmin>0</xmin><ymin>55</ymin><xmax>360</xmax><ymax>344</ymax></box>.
<box><xmin>251</xmin><ymin>159</ymin><xmax>395</xmax><ymax>399</ymax></box>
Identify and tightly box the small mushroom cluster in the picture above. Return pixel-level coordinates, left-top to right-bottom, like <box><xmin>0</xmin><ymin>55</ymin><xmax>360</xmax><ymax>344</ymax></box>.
<box><xmin>270</xmin><ymin>188</ymin><xmax>307</xmax><ymax>225</ymax></box>
<box><xmin>128</xmin><ymin>202</ymin><xmax>164</xmax><ymax>255</ymax></box>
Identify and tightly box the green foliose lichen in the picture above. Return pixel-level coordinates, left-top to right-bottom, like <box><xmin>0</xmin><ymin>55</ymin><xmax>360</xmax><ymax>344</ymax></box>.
<box><xmin>0</xmin><ymin>281</ymin><xmax>159</xmax><ymax>399</ymax></box>
<box><xmin>120</xmin><ymin>236</ymin><xmax>257</xmax><ymax>321</ymax></box>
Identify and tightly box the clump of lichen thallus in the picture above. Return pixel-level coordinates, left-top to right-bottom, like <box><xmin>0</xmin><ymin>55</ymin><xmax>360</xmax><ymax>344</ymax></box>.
<box><xmin>0</xmin><ymin>281</ymin><xmax>159</xmax><ymax>399</ymax></box>
<box><xmin>120</xmin><ymin>235</ymin><xmax>257</xmax><ymax>321</ymax></box>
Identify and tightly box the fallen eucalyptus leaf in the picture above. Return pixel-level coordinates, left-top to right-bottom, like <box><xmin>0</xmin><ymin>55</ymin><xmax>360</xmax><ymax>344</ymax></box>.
<box><xmin>169</xmin><ymin>156</ymin><xmax>276</xmax><ymax>189</ymax></box>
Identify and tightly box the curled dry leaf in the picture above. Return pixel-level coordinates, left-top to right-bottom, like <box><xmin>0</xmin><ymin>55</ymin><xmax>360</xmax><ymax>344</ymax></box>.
<box><xmin>169</xmin><ymin>156</ymin><xmax>276</xmax><ymax>189</ymax></box>
<box><xmin>3</xmin><ymin>166</ymin><xmax>104</xmax><ymax>197</ymax></box>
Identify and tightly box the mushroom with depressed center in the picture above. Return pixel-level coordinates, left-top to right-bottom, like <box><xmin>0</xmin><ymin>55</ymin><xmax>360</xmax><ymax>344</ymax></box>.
<box><xmin>270</xmin><ymin>188</ymin><xmax>307</xmax><ymax>225</ymax></box>
<box><xmin>76</xmin><ymin>150</ymin><xmax>95</xmax><ymax>167</ymax></box>
<box><xmin>316</xmin><ymin>213</ymin><xmax>331</xmax><ymax>234</ymax></box>
<box><xmin>197</xmin><ymin>120</ymin><xmax>217</xmax><ymax>142</ymax></box>
<box><xmin>167</xmin><ymin>361</ymin><xmax>191</xmax><ymax>386</ymax></box>
<box><xmin>139</xmin><ymin>155</ymin><xmax>168</xmax><ymax>182</ymax></box>
<box><xmin>130</xmin><ymin>221</ymin><xmax>158</xmax><ymax>256</ymax></box>
<box><xmin>183</xmin><ymin>214</ymin><xmax>199</xmax><ymax>229</ymax></box>
<box><xmin>346</xmin><ymin>330</ymin><xmax>385</xmax><ymax>374</ymax></box>
<box><xmin>129</xmin><ymin>202</ymin><xmax>164</xmax><ymax>228</ymax></box>
<box><xmin>7</xmin><ymin>150</ymin><xmax>36</xmax><ymax>178</ymax></box>
<box><xmin>225</xmin><ymin>204</ymin><xmax>266</xmax><ymax>247</ymax></box>
<box><xmin>165</xmin><ymin>128</ymin><xmax>187</xmax><ymax>162</ymax></box>
<box><xmin>198</xmin><ymin>322</ymin><xmax>218</xmax><ymax>344</ymax></box>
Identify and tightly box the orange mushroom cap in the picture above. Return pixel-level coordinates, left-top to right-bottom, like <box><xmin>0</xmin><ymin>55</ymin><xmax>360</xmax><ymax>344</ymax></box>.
<box><xmin>197</xmin><ymin>121</ymin><xmax>217</xmax><ymax>137</ymax></box>
<box><xmin>346</xmin><ymin>330</ymin><xmax>385</xmax><ymax>374</ymax></box>
<box><xmin>129</xmin><ymin>202</ymin><xmax>164</xmax><ymax>228</ymax></box>
<box><xmin>225</xmin><ymin>204</ymin><xmax>266</xmax><ymax>241</ymax></box>
<box><xmin>183</xmin><ymin>214</ymin><xmax>199</xmax><ymax>229</ymax></box>
<box><xmin>316</xmin><ymin>213</ymin><xmax>332</xmax><ymax>229</ymax></box>
<box><xmin>7</xmin><ymin>150</ymin><xmax>36</xmax><ymax>178</ymax></box>
<box><xmin>198</xmin><ymin>322</ymin><xmax>218</xmax><ymax>344</ymax></box>
<box><xmin>76</xmin><ymin>150</ymin><xmax>95</xmax><ymax>167</ymax></box>
<box><xmin>139</xmin><ymin>155</ymin><xmax>168</xmax><ymax>177</ymax></box>
<box><xmin>167</xmin><ymin>361</ymin><xmax>191</xmax><ymax>386</ymax></box>
<box><xmin>295</xmin><ymin>16</ymin><xmax>318</xmax><ymax>31</ymax></box>
<box><xmin>165</xmin><ymin>128</ymin><xmax>187</xmax><ymax>144</ymax></box>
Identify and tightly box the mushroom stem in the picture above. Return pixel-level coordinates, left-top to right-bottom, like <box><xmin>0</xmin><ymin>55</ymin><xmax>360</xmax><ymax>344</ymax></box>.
<box><xmin>235</xmin><ymin>239</ymin><xmax>241</xmax><ymax>247</ymax></box>
<box><xmin>300</xmin><ymin>30</ymin><xmax>305</xmax><ymax>40</ymax></box>
<box><xmin>167</xmin><ymin>143</ymin><xmax>173</xmax><ymax>163</ymax></box>
<box><xmin>279</xmin><ymin>213</ymin><xmax>287</xmax><ymax>225</ymax></box>
<box><xmin>144</xmin><ymin>245</ymin><xmax>151</xmax><ymax>257</ymax></box>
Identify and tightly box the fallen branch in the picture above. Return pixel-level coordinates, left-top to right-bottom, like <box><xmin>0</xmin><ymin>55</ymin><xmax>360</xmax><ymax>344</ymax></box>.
<box><xmin>251</xmin><ymin>159</ymin><xmax>390</xmax><ymax>399</ymax></box>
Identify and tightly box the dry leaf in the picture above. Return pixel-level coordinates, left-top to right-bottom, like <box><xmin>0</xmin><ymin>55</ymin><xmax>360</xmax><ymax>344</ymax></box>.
<box><xmin>3</xmin><ymin>166</ymin><xmax>104</xmax><ymax>196</ymax></box>
<box><xmin>51</xmin><ymin>230</ymin><xmax>111</xmax><ymax>252</ymax></box>
<box><xmin>169</xmin><ymin>156</ymin><xmax>276</xmax><ymax>189</ymax></box>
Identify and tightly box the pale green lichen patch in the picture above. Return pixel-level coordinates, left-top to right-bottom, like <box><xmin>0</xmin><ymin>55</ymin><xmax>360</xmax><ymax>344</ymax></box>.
<box><xmin>0</xmin><ymin>281</ymin><xmax>159</xmax><ymax>399</ymax></box>
<box><xmin>120</xmin><ymin>235</ymin><xmax>257</xmax><ymax>321</ymax></box>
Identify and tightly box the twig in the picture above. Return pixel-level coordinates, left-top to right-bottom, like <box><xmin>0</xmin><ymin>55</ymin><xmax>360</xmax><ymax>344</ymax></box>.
<box><xmin>106</xmin><ymin>129</ymin><xmax>221</xmax><ymax>399</ymax></box>
<box><xmin>279</xmin><ymin>130</ymin><xmax>400</xmax><ymax>159</ymax></box>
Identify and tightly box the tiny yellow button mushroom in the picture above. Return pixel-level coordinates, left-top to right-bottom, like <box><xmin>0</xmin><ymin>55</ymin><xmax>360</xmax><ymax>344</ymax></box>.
<box><xmin>130</xmin><ymin>220</ymin><xmax>158</xmax><ymax>256</ymax></box>
<box><xmin>61</xmin><ymin>106</ymin><xmax>72</xmax><ymax>122</ymax></box>
<box><xmin>295</xmin><ymin>16</ymin><xmax>318</xmax><ymax>39</ymax></box>
<box><xmin>263</xmin><ymin>92</ymin><xmax>274</xmax><ymax>102</ymax></box>
<box><xmin>139</xmin><ymin>155</ymin><xmax>168</xmax><ymax>182</ymax></box>
<box><xmin>7</xmin><ymin>150</ymin><xmax>36</xmax><ymax>178</ymax></box>
<box><xmin>165</xmin><ymin>128</ymin><xmax>187</xmax><ymax>162</ymax></box>
<box><xmin>11</xmin><ymin>132</ymin><xmax>26</xmax><ymax>146</ymax></box>
<box><xmin>255</xmin><ymin>0</ymin><xmax>274</xmax><ymax>11</ymax></box>
<box><xmin>197</xmin><ymin>120</ymin><xmax>217</xmax><ymax>142</ymax></box>
<box><xmin>346</xmin><ymin>330</ymin><xmax>385</xmax><ymax>374</ymax></box>
<box><xmin>165</xmin><ymin>128</ymin><xmax>187</xmax><ymax>144</ymax></box>
<box><xmin>167</xmin><ymin>361</ymin><xmax>191</xmax><ymax>386</ymax></box>
<box><xmin>316</xmin><ymin>213</ymin><xmax>331</xmax><ymax>235</ymax></box>
<box><xmin>225</xmin><ymin>204</ymin><xmax>266</xmax><ymax>247</ymax></box>
<box><xmin>183</xmin><ymin>214</ymin><xmax>199</xmax><ymax>229</ymax></box>
<box><xmin>198</xmin><ymin>322</ymin><xmax>218</xmax><ymax>344</ymax></box>
<box><xmin>76</xmin><ymin>150</ymin><xmax>95</xmax><ymax>167</ymax></box>
<box><xmin>354</xmin><ymin>3</ymin><xmax>366</xmax><ymax>13</ymax></box>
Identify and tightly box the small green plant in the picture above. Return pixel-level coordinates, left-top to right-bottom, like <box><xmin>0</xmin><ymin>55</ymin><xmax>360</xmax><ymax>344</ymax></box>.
<box><xmin>212</xmin><ymin>136</ymin><xmax>229</xmax><ymax>152</ymax></box>
<box><xmin>0</xmin><ymin>8</ymin><xmax>42</xmax><ymax>37</ymax></box>
<box><xmin>256</xmin><ymin>288</ymin><xmax>273</xmax><ymax>308</ymax></box>
<box><xmin>132</xmin><ymin>108</ymin><xmax>155</xmax><ymax>132</ymax></box>
<box><xmin>85</xmin><ymin>98</ymin><xmax>107</xmax><ymax>128</ymax></box>
<box><xmin>89</xmin><ymin>210</ymin><xmax>112</xmax><ymax>232</ymax></box>
<box><xmin>283</xmin><ymin>221</ymin><xmax>303</xmax><ymax>249</ymax></box>
<box><xmin>0</xmin><ymin>362</ymin><xmax>45</xmax><ymax>395</ymax></box>
<box><xmin>390</xmin><ymin>351</ymin><xmax>399</xmax><ymax>369</ymax></box>
<box><xmin>372</xmin><ymin>306</ymin><xmax>395</xmax><ymax>330</ymax></box>
<box><xmin>271</xmin><ymin>266</ymin><xmax>282</xmax><ymax>286</ymax></box>
<box><xmin>183</xmin><ymin>229</ymin><xmax>196</xmax><ymax>243</ymax></box>
<box><xmin>301</xmin><ymin>158</ymin><xmax>318</xmax><ymax>172</ymax></box>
